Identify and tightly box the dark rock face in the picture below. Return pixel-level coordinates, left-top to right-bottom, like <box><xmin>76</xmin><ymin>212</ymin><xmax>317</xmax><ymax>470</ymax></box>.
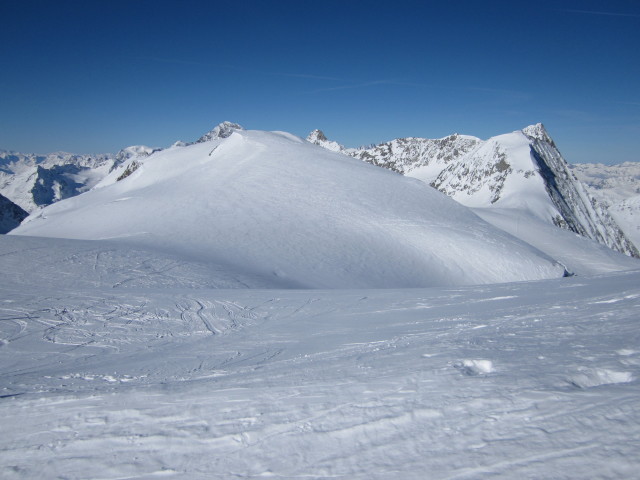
<box><xmin>0</xmin><ymin>194</ymin><xmax>28</xmax><ymax>233</ymax></box>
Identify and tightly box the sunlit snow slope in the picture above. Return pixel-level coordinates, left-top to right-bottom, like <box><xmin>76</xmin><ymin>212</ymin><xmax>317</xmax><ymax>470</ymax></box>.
<box><xmin>11</xmin><ymin>128</ymin><xmax>565</xmax><ymax>288</ymax></box>
<box><xmin>1</xmin><ymin>234</ymin><xmax>640</xmax><ymax>479</ymax></box>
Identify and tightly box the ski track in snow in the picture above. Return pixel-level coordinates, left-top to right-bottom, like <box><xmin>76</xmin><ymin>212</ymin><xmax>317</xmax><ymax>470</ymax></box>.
<box><xmin>1</xmin><ymin>270</ymin><xmax>640</xmax><ymax>479</ymax></box>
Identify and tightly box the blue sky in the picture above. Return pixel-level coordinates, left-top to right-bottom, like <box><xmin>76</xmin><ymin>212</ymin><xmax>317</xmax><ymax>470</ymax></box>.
<box><xmin>1</xmin><ymin>0</ymin><xmax>639</xmax><ymax>163</ymax></box>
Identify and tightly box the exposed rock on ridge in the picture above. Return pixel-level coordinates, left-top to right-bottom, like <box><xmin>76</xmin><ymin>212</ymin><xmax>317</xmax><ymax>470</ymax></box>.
<box><xmin>195</xmin><ymin>122</ymin><xmax>243</xmax><ymax>143</ymax></box>
<box><xmin>0</xmin><ymin>193</ymin><xmax>28</xmax><ymax>233</ymax></box>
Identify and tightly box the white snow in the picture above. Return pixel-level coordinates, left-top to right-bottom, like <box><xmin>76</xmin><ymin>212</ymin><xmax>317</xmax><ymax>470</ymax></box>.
<box><xmin>11</xmin><ymin>128</ymin><xmax>566</xmax><ymax>288</ymax></box>
<box><xmin>1</xmin><ymin>233</ymin><xmax>640</xmax><ymax>479</ymax></box>
<box><xmin>436</xmin><ymin>131</ymin><xmax>560</xmax><ymax>220</ymax></box>
<box><xmin>2</xmin><ymin>125</ymin><xmax>640</xmax><ymax>479</ymax></box>
<box><xmin>310</xmin><ymin>125</ymin><xmax>639</xmax><ymax>258</ymax></box>
<box><xmin>472</xmin><ymin>207</ymin><xmax>638</xmax><ymax>275</ymax></box>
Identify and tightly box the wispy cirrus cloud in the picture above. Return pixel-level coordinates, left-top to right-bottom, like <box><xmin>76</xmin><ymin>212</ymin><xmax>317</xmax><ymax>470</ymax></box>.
<box><xmin>464</xmin><ymin>86</ymin><xmax>532</xmax><ymax>102</ymax></box>
<box><xmin>553</xmin><ymin>109</ymin><xmax>603</xmax><ymax>123</ymax></box>
<box><xmin>558</xmin><ymin>9</ymin><xmax>640</xmax><ymax>18</ymax></box>
<box><xmin>307</xmin><ymin>79</ymin><xmax>427</xmax><ymax>94</ymax></box>
<box><xmin>137</xmin><ymin>56</ymin><xmax>345</xmax><ymax>82</ymax></box>
<box><xmin>271</xmin><ymin>72</ymin><xmax>344</xmax><ymax>81</ymax></box>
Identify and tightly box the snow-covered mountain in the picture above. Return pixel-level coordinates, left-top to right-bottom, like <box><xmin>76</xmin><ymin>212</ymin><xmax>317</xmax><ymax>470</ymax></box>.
<box><xmin>571</xmin><ymin>161</ymin><xmax>640</xmax><ymax>249</ymax></box>
<box><xmin>0</xmin><ymin>146</ymin><xmax>156</xmax><ymax>213</ymax></box>
<box><xmin>0</xmin><ymin>193</ymin><xmax>28</xmax><ymax>234</ymax></box>
<box><xmin>12</xmin><ymin>126</ymin><xmax>573</xmax><ymax>288</ymax></box>
<box><xmin>310</xmin><ymin>124</ymin><xmax>639</xmax><ymax>258</ymax></box>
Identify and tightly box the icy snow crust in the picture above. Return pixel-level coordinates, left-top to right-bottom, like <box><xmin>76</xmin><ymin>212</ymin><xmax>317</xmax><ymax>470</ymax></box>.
<box><xmin>1</xmin><ymin>233</ymin><xmax>640</xmax><ymax>479</ymax></box>
<box><xmin>12</xmin><ymin>129</ymin><xmax>566</xmax><ymax>288</ymax></box>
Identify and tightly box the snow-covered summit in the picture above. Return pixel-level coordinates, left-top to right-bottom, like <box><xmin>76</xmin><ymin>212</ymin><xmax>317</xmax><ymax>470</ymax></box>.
<box><xmin>522</xmin><ymin>122</ymin><xmax>556</xmax><ymax>146</ymax></box>
<box><xmin>434</xmin><ymin>127</ymin><xmax>638</xmax><ymax>257</ymax></box>
<box><xmin>195</xmin><ymin>121</ymin><xmax>244</xmax><ymax>143</ymax></box>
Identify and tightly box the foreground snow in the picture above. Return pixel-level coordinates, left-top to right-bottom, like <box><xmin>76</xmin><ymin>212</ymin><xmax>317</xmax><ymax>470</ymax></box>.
<box><xmin>1</xmin><ymin>235</ymin><xmax>640</xmax><ymax>479</ymax></box>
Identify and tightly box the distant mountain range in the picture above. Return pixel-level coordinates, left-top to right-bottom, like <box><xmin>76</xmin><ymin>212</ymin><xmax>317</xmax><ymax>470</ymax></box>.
<box><xmin>0</xmin><ymin>146</ymin><xmax>158</xmax><ymax>213</ymax></box>
<box><xmin>1</xmin><ymin>122</ymin><xmax>638</xmax><ymax>274</ymax></box>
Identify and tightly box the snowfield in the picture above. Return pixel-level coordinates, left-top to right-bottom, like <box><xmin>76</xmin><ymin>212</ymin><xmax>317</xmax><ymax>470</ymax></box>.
<box><xmin>1</xmin><ymin>234</ymin><xmax>640</xmax><ymax>479</ymax></box>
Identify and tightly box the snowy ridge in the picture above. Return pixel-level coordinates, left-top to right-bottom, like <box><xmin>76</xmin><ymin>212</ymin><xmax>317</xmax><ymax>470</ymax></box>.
<box><xmin>350</xmin><ymin>134</ymin><xmax>482</xmax><ymax>184</ymax></box>
<box><xmin>0</xmin><ymin>121</ymin><xmax>242</xmax><ymax>215</ymax></box>
<box><xmin>12</xmin><ymin>127</ymin><xmax>568</xmax><ymax>288</ymax></box>
<box><xmin>525</xmin><ymin>128</ymin><xmax>638</xmax><ymax>257</ymax></box>
<box><xmin>306</xmin><ymin>130</ymin><xmax>481</xmax><ymax>183</ymax></box>
<box><xmin>311</xmin><ymin>124</ymin><xmax>639</xmax><ymax>257</ymax></box>
<box><xmin>433</xmin><ymin>126</ymin><xmax>638</xmax><ymax>257</ymax></box>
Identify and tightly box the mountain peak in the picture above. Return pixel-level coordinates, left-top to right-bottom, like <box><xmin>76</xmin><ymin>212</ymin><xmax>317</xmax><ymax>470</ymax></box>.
<box><xmin>306</xmin><ymin>129</ymin><xmax>345</xmax><ymax>152</ymax></box>
<box><xmin>115</xmin><ymin>145</ymin><xmax>156</xmax><ymax>163</ymax></box>
<box><xmin>522</xmin><ymin>123</ymin><xmax>555</xmax><ymax>147</ymax></box>
<box><xmin>195</xmin><ymin>121</ymin><xmax>243</xmax><ymax>143</ymax></box>
<box><xmin>307</xmin><ymin>129</ymin><xmax>328</xmax><ymax>143</ymax></box>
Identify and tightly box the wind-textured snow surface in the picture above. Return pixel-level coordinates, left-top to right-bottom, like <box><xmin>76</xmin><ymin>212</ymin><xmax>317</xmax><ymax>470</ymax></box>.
<box><xmin>1</xmin><ymin>234</ymin><xmax>640</xmax><ymax>479</ymax></box>
<box><xmin>11</xmin><ymin>128</ymin><xmax>566</xmax><ymax>288</ymax></box>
